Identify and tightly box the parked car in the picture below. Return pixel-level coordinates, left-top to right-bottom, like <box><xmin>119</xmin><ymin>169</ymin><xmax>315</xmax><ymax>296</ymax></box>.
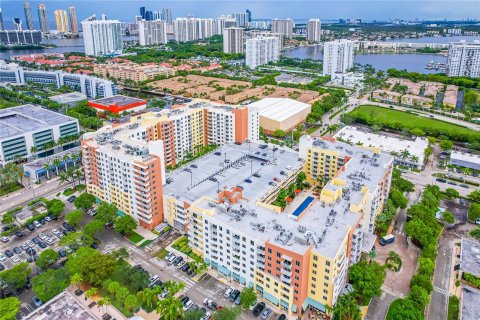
<box><xmin>0</xmin><ymin>236</ymin><xmax>9</xmax><ymax>242</ymax></box>
<box><xmin>253</xmin><ymin>302</ymin><xmax>266</xmax><ymax>317</ymax></box>
<box><xmin>229</xmin><ymin>289</ymin><xmax>240</xmax><ymax>302</ymax></box>
<box><xmin>209</xmin><ymin>301</ymin><xmax>218</xmax><ymax>311</ymax></box>
<box><xmin>33</xmin><ymin>220</ymin><xmax>41</xmax><ymax>228</ymax></box>
<box><xmin>52</xmin><ymin>229</ymin><xmax>62</xmax><ymax>237</ymax></box>
<box><xmin>38</xmin><ymin>241</ymin><xmax>47</xmax><ymax>249</ymax></box>
<box><xmin>234</xmin><ymin>295</ymin><xmax>241</xmax><ymax>305</ymax></box>
<box><xmin>11</xmin><ymin>255</ymin><xmax>20</xmax><ymax>263</ymax></box>
<box><xmin>4</xmin><ymin>249</ymin><xmax>14</xmax><ymax>257</ymax></box>
<box><xmin>32</xmin><ymin>296</ymin><xmax>43</xmax><ymax>307</ymax></box>
<box><xmin>26</xmin><ymin>224</ymin><xmax>35</xmax><ymax>231</ymax></box>
<box><xmin>167</xmin><ymin>254</ymin><xmax>177</xmax><ymax>264</ymax></box>
<box><xmin>460</xmin><ymin>184</ymin><xmax>469</xmax><ymax>189</ymax></box>
<box><xmin>27</xmin><ymin>240</ymin><xmax>35</xmax><ymax>247</ymax></box>
<box><xmin>187</xmin><ymin>269</ymin><xmax>194</xmax><ymax>276</ymax></box>
<box><xmin>44</xmin><ymin>238</ymin><xmax>53</xmax><ymax>245</ymax></box>
<box><xmin>0</xmin><ymin>263</ymin><xmax>4</xmax><ymax>271</ymax></box>
<box><xmin>177</xmin><ymin>261</ymin><xmax>186</xmax><ymax>269</ymax></box>
<box><xmin>260</xmin><ymin>307</ymin><xmax>272</xmax><ymax>320</ymax></box>
<box><xmin>160</xmin><ymin>290</ymin><xmax>169</xmax><ymax>298</ymax></box>
<box><xmin>149</xmin><ymin>275</ymin><xmax>159</xmax><ymax>283</ymax></box>
<box><xmin>173</xmin><ymin>256</ymin><xmax>183</xmax><ymax>266</ymax></box>
<box><xmin>184</xmin><ymin>300</ymin><xmax>193</xmax><ymax>310</ymax></box>
<box><xmin>74</xmin><ymin>289</ymin><xmax>83</xmax><ymax>296</ymax></box>
<box><xmin>15</xmin><ymin>231</ymin><xmax>24</xmax><ymax>238</ymax></box>
<box><xmin>379</xmin><ymin>234</ymin><xmax>395</xmax><ymax>246</ymax></box>
<box><xmin>224</xmin><ymin>288</ymin><xmax>233</xmax><ymax>299</ymax></box>
<box><xmin>67</xmin><ymin>195</ymin><xmax>76</xmax><ymax>203</ymax></box>
<box><xmin>13</xmin><ymin>247</ymin><xmax>22</xmax><ymax>254</ymax></box>
<box><xmin>201</xmin><ymin>312</ymin><xmax>211</xmax><ymax>320</ymax></box>
<box><xmin>44</xmin><ymin>216</ymin><xmax>52</xmax><ymax>222</ymax></box>
<box><xmin>181</xmin><ymin>263</ymin><xmax>190</xmax><ymax>272</ymax></box>
<box><xmin>0</xmin><ymin>254</ymin><xmax>6</xmax><ymax>262</ymax></box>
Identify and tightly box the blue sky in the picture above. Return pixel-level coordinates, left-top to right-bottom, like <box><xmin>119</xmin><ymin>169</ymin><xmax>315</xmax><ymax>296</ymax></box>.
<box><xmin>1</xmin><ymin>1</ymin><xmax>479</xmax><ymax>22</ymax></box>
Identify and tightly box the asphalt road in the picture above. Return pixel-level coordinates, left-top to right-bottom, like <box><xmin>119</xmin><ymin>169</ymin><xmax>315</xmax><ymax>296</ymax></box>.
<box><xmin>365</xmin><ymin>291</ymin><xmax>396</xmax><ymax>320</ymax></box>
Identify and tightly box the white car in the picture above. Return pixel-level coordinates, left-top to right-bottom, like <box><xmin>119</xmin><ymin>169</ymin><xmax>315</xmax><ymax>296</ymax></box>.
<box><xmin>27</xmin><ymin>241</ymin><xmax>35</xmax><ymax>248</ymax></box>
<box><xmin>33</xmin><ymin>221</ymin><xmax>41</xmax><ymax>228</ymax></box>
<box><xmin>44</xmin><ymin>237</ymin><xmax>53</xmax><ymax>245</ymax></box>
<box><xmin>224</xmin><ymin>288</ymin><xmax>233</xmax><ymax>299</ymax></box>
<box><xmin>0</xmin><ymin>254</ymin><xmax>6</xmax><ymax>262</ymax></box>
<box><xmin>0</xmin><ymin>236</ymin><xmax>9</xmax><ymax>242</ymax></box>
<box><xmin>45</xmin><ymin>216</ymin><xmax>52</xmax><ymax>222</ymax></box>
<box><xmin>11</xmin><ymin>256</ymin><xmax>20</xmax><ymax>263</ymax></box>
<box><xmin>52</xmin><ymin>229</ymin><xmax>61</xmax><ymax>237</ymax></box>
<box><xmin>183</xmin><ymin>300</ymin><xmax>193</xmax><ymax>311</ymax></box>
<box><xmin>201</xmin><ymin>312</ymin><xmax>211</xmax><ymax>320</ymax></box>
<box><xmin>21</xmin><ymin>243</ymin><xmax>29</xmax><ymax>250</ymax></box>
<box><xmin>165</xmin><ymin>252</ymin><xmax>174</xmax><ymax>261</ymax></box>
<box><xmin>38</xmin><ymin>233</ymin><xmax>47</xmax><ymax>240</ymax></box>
<box><xmin>177</xmin><ymin>261</ymin><xmax>186</xmax><ymax>269</ymax></box>
<box><xmin>149</xmin><ymin>275</ymin><xmax>159</xmax><ymax>283</ymax></box>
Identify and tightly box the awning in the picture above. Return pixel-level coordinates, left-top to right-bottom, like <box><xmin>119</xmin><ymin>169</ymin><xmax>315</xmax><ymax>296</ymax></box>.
<box><xmin>263</xmin><ymin>291</ymin><xmax>279</xmax><ymax>305</ymax></box>
<box><xmin>301</xmin><ymin>297</ymin><xmax>326</xmax><ymax>313</ymax></box>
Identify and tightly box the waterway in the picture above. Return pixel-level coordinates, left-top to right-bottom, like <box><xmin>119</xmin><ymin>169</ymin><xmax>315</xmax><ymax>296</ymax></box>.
<box><xmin>283</xmin><ymin>35</ymin><xmax>480</xmax><ymax>73</ymax></box>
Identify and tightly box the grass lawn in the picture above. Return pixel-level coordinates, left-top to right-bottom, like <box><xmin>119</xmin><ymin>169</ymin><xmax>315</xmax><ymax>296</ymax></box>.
<box><xmin>155</xmin><ymin>248</ymin><xmax>169</xmax><ymax>259</ymax></box>
<box><xmin>127</xmin><ymin>232</ymin><xmax>144</xmax><ymax>244</ymax></box>
<box><xmin>348</xmin><ymin>105</ymin><xmax>480</xmax><ymax>142</ymax></box>
<box><xmin>448</xmin><ymin>296</ymin><xmax>459</xmax><ymax>320</ymax></box>
<box><xmin>0</xmin><ymin>182</ymin><xmax>23</xmax><ymax>197</ymax></box>
<box><xmin>139</xmin><ymin>239</ymin><xmax>154</xmax><ymax>247</ymax></box>
<box><xmin>306</xmin><ymin>125</ymin><xmax>321</xmax><ymax>134</ymax></box>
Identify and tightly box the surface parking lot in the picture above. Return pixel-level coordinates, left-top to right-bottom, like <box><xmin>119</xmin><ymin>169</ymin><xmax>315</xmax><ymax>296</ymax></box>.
<box><xmin>0</xmin><ymin>218</ymin><xmax>69</xmax><ymax>271</ymax></box>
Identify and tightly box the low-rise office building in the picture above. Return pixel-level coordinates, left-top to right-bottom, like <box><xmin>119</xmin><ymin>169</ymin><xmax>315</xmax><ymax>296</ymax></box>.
<box><xmin>0</xmin><ymin>62</ymin><xmax>116</xmax><ymax>98</ymax></box>
<box><xmin>0</xmin><ymin>105</ymin><xmax>79</xmax><ymax>165</ymax></box>
<box><xmin>48</xmin><ymin>91</ymin><xmax>87</xmax><ymax>106</ymax></box>
<box><xmin>449</xmin><ymin>151</ymin><xmax>480</xmax><ymax>171</ymax></box>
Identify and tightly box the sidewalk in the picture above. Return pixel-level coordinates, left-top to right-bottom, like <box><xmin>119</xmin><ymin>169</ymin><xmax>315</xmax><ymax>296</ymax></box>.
<box><xmin>67</xmin><ymin>286</ymin><xmax>127</xmax><ymax>320</ymax></box>
<box><xmin>449</xmin><ymin>240</ymin><xmax>462</xmax><ymax>297</ymax></box>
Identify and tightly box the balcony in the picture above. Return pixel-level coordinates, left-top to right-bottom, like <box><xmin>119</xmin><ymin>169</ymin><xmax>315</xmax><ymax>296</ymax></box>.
<box><xmin>281</xmin><ymin>268</ymin><xmax>292</xmax><ymax>276</ymax></box>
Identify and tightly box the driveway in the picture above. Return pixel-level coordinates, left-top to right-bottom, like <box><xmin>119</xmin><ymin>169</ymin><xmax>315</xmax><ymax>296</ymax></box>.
<box><xmin>365</xmin><ymin>291</ymin><xmax>396</xmax><ymax>320</ymax></box>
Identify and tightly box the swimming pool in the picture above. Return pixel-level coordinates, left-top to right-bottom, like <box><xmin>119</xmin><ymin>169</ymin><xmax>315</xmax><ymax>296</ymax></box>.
<box><xmin>291</xmin><ymin>196</ymin><xmax>315</xmax><ymax>217</ymax></box>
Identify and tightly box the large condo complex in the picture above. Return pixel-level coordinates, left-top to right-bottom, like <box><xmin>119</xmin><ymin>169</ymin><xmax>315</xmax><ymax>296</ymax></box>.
<box><xmin>138</xmin><ymin>20</ymin><xmax>168</xmax><ymax>46</ymax></box>
<box><xmin>271</xmin><ymin>18</ymin><xmax>294</xmax><ymax>38</ymax></box>
<box><xmin>0</xmin><ymin>105</ymin><xmax>79</xmax><ymax>165</ymax></box>
<box><xmin>81</xmin><ymin>100</ymin><xmax>260</xmax><ymax>229</ymax></box>
<box><xmin>161</xmin><ymin>136</ymin><xmax>393</xmax><ymax>315</ymax></box>
<box><xmin>223</xmin><ymin>27</ymin><xmax>245</xmax><ymax>54</ymax></box>
<box><xmin>246</xmin><ymin>37</ymin><xmax>281</xmax><ymax>68</ymax></box>
<box><xmin>322</xmin><ymin>39</ymin><xmax>355</xmax><ymax>76</ymax></box>
<box><xmin>81</xmin><ymin>19</ymin><xmax>123</xmax><ymax>56</ymax></box>
<box><xmin>447</xmin><ymin>42</ymin><xmax>480</xmax><ymax>78</ymax></box>
<box><xmin>0</xmin><ymin>62</ymin><xmax>116</xmax><ymax>98</ymax></box>
<box><xmin>93</xmin><ymin>62</ymin><xmax>175</xmax><ymax>83</ymax></box>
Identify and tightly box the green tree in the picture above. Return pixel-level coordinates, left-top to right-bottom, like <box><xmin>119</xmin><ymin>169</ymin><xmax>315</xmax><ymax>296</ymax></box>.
<box><xmin>0</xmin><ymin>297</ymin><xmax>21</xmax><ymax>320</ymax></box>
<box><xmin>66</xmin><ymin>209</ymin><xmax>84</xmax><ymax>227</ymax></box>
<box><xmin>85</xmin><ymin>287</ymin><xmax>98</xmax><ymax>299</ymax></box>
<box><xmin>96</xmin><ymin>202</ymin><xmax>118</xmax><ymax>225</ymax></box>
<box><xmin>390</xmin><ymin>189</ymin><xmax>408</xmax><ymax>209</ymax></box>
<box><xmin>124</xmin><ymin>294</ymin><xmax>138</xmax><ymax>313</ymax></box>
<box><xmin>35</xmin><ymin>249</ymin><xmax>59</xmax><ymax>269</ymax></box>
<box><xmin>31</xmin><ymin>268</ymin><xmax>69</xmax><ymax>301</ymax></box>
<box><xmin>74</xmin><ymin>193</ymin><xmax>96</xmax><ymax>210</ymax></box>
<box><xmin>184</xmin><ymin>309</ymin><xmax>205</xmax><ymax>320</ymax></box>
<box><xmin>46</xmin><ymin>199</ymin><xmax>65</xmax><ymax>217</ymax></box>
<box><xmin>82</xmin><ymin>219</ymin><xmax>104</xmax><ymax>240</ymax></box>
<box><xmin>111</xmin><ymin>248</ymin><xmax>130</xmax><ymax>261</ymax></box>
<box><xmin>239</xmin><ymin>287</ymin><xmax>257</xmax><ymax>309</ymax></box>
<box><xmin>442</xmin><ymin>211</ymin><xmax>455</xmax><ymax>224</ymax></box>
<box><xmin>330</xmin><ymin>292</ymin><xmax>361</xmax><ymax>320</ymax></box>
<box><xmin>59</xmin><ymin>231</ymin><xmax>82</xmax><ymax>246</ymax></box>
<box><xmin>163</xmin><ymin>280</ymin><xmax>185</xmax><ymax>297</ymax></box>
<box><xmin>114</xmin><ymin>215</ymin><xmax>138</xmax><ymax>235</ymax></box>
<box><xmin>272</xmin><ymin>129</ymin><xmax>287</xmax><ymax>138</ymax></box>
<box><xmin>349</xmin><ymin>260</ymin><xmax>386</xmax><ymax>304</ymax></box>
<box><xmin>386</xmin><ymin>298</ymin><xmax>424</xmax><ymax>320</ymax></box>
<box><xmin>156</xmin><ymin>296</ymin><xmax>184</xmax><ymax>320</ymax></box>
<box><xmin>410</xmin><ymin>274</ymin><xmax>433</xmax><ymax>294</ymax></box>
<box><xmin>468</xmin><ymin>203</ymin><xmax>480</xmax><ymax>222</ymax></box>
<box><xmin>0</xmin><ymin>262</ymin><xmax>31</xmax><ymax>290</ymax></box>
<box><xmin>439</xmin><ymin>140</ymin><xmax>453</xmax><ymax>151</ymax></box>
<box><xmin>417</xmin><ymin>258</ymin><xmax>435</xmax><ymax>277</ymax></box>
<box><xmin>408</xmin><ymin>285</ymin><xmax>430</xmax><ymax>308</ymax></box>
<box><xmin>213</xmin><ymin>306</ymin><xmax>241</xmax><ymax>320</ymax></box>
<box><xmin>410</xmin><ymin>128</ymin><xmax>425</xmax><ymax>137</ymax></box>
<box><xmin>80</xmin><ymin>253</ymin><xmax>117</xmax><ymax>285</ymax></box>
<box><xmin>70</xmin><ymin>273</ymin><xmax>83</xmax><ymax>287</ymax></box>
<box><xmin>137</xmin><ymin>287</ymin><xmax>159</xmax><ymax>309</ymax></box>
<box><xmin>113</xmin><ymin>285</ymin><xmax>128</xmax><ymax>301</ymax></box>
<box><xmin>468</xmin><ymin>190</ymin><xmax>480</xmax><ymax>203</ymax></box>
<box><xmin>445</xmin><ymin>188</ymin><xmax>460</xmax><ymax>200</ymax></box>
<box><xmin>108</xmin><ymin>281</ymin><xmax>121</xmax><ymax>296</ymax></box>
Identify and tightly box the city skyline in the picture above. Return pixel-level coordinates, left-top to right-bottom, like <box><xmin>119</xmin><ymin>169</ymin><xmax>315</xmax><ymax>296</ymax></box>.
<box><xmin>0</xmin><ymin>0</ymin><xmax>480</xmax><ymax>26</ymax></box>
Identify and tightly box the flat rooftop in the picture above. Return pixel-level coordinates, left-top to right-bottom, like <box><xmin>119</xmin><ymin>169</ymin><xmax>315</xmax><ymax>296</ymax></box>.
<box><xmin>91</xmin><ymin>94</ymin><xmax>145</xmax><ymax>106</ymax></box>
<box><xmin>249</xmin><ymin>98</ymin><xmax>311</xmax><ymax>122</ymax></box>
<box><xmin>49</xmin><ymin>92</ymin><xmax>87</xmax><ymax>103</ymax></box>
<box><xmin>335</xmin><ymin>126</ymin><xmax>428</xmax><ymax>165</ymax></box>
<box><xmin>163</xmin><ymin>143</ymin><xmax>303</xmax><ymax>204</ymax></box>
<box><xmin>24</xmin><ymin>290</ymin><xmax>96</xmax><ymax>320</ymax></box>
<box><xmin>462</xmin><ymin>285</ymin><xmax>480</xmax><ymax>320</ymax></box>
<box><xmin>461</xmin><ymin>238</ymin><xmax>480</xmax><ymax>277</ymax></box>
<box><xmin>451</xmin><ymin>151</ymin><xmax>480</xmax><ymax>165</ymax></box>
<box><xmin>0</xmin><ymin>104</ymin><xmax>77</xmax><ymax>140</ymax></box>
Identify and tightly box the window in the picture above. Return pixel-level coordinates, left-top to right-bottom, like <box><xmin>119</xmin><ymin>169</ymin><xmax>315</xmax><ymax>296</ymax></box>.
<box><xmin>326</xmin><ymin>261</ymin><xmax>330</xmax><ymax>266</ymax></box>
<box><xmin>312</xmin><ymin>277</ymin><xmax>316</xmax><ymax>282</ymax></box>
<box><xmin>268</xmin><ymin>248</ymin><xmax>272</xmax><ymax>253</ymax></box>
<box><xmin>295</xmin><ymin>261</ymin><xmax>300</xmax><ymax>267</ymax></box>
<box><xmin>277</xmin><ymin>252</ymin><xmax>281</xmax><ymax>258</ymax></box>
<box><xmin>310</xmin><ymin>290</ymin><xmax>315</xmax><ymax>295</ymax></box>
<box><xmin>323</xmin><ymin>289</ymin><xmax>328</xmax><ymax>294</ymax></box>
<box><xmin>313</xmin><ymin>255</ymin><xmax>318</xmax><ymax>261</ymax></box>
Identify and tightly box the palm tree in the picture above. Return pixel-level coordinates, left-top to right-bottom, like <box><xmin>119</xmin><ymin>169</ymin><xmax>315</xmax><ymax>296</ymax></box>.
<box><xmin>98</xmin><ymin>297</ymin><xmax>111</xmax><ymax>313</ymax></box>
<box><xmin>163</xmin><ymin>280</ymin><xmax>185</xmax><ymax>297</ymax></box>
<box><xmin>43</xmin><ymin>162</ymin><xmax>51</xmax><ymax>179</ymax></box>
<box><xmin>137</xmin><ymin>287</ymin><xmax>159</xmax><ymax>310</ymax></box>
<box><xmin>30</xmin><ymin>146</ymin><xmax>38</xmax><ymax>158</ymax></box>
<box><xmin>53</xmin><ymin>158</ymin><xmax>61</xmax><ymax>175</ymax></box>
<box><xmin>70</xmin><ymin>273</ymin><xmax>83</xmax><ymax>288</ymax></box>
<box><xmin>107</xmin><ymin>281</ymin><xmax>120</xmax><ymax>296</ymax></box>
<box><xmin>156</xmin><ymin>296</ymin><xmax>184</xmax><ymax>320</ymax></box>
<box><xmin>59</xmin><ymin>172</ymin><xmax>70</xmax><ymax>186</ymax></box>
<box><xmin>409</xmin><ymin>155</ymin><xmax>419</xmax><ymax>168</ymax></box>
<box><xmin>85</xmin><ymin>287</ymin><xmax>98</xmax><ymax>299</ymax></box>
<box><xmin>115</xmin><ymin>286</ymin><xmax>129</xmax><ymax>302</ymax></box>
<box><xmin>63</xmin><ymin>154</ymin><xmax>71</xmax><ymax>171</ymax></box>
<box><xmin>400</xmin><ymin>149</ymin><xmax>411</xmax><ymax>166</ymax></box>
<box><xmin>74</xmin><ymin>168</ymin><xmax>84</xmax><ymax>186</ymax></box>
<box><xmin>71</xmin><ymin>153</ymin><xmax>79</xmax><ymax>167</ymax></box>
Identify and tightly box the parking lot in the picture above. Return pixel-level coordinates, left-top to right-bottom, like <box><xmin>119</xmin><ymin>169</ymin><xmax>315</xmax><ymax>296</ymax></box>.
<box><xmin>0</xmin><ymin>216</ymin><xmax>72</xmax><ymax>271</ymax></box>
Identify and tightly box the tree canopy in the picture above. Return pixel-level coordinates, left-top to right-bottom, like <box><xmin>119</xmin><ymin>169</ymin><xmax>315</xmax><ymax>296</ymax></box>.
<box><xmin>32</xmin><ymin>268</ymin><xmax>69</xmax><ymax>301</ymax></box>
<box><xmin>0</xmin><ymin>297</ymin><xmax>21</xmax><ymax>320</ymax></box>
<box><xmin>114</xmin><ymin>215</ymin><xmax>138</xmax><ymax>235</ymax></box>
<box><xmin>349</xmin><ymin>260</ymin><xmax>386</xmax><ymax>304</ymax></box>
<box><xmin>0</xmin><ymin>262</ymin><xmax>31</xmax><ymax>290</ymax></box>
<box><xmin>74</xmin><ymin>193</ymin><xmax>96</xmax><ymax>210</ymax></box>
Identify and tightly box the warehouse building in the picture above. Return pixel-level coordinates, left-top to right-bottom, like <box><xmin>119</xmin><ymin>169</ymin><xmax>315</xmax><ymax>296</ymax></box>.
<box><xmin>248</xmin><ymin>98</ymin><xmax>311</xmax><ymax>134</ymax></box>
<box><xmin>449</xmin><ymin>151</ymin><xmax>480</xmax><ymax>171</ymax></box>
<box><xmin>88</xmin><ymin>95</ymin><xmax>147</xmax><ymax>114</ymax></box>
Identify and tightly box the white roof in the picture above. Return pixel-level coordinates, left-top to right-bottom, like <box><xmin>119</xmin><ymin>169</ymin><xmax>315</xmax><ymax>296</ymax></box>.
<box><xmin>451</xmin><ymin>150</ymin><xmax>480</xmax><ymax>165</ymax></box>
<box><xmin>335</xmin><ymin>126</ymin><xmax>428</xmax><ymax>164</ymax></box>
<box><xmin>248</xmin><ymin>98</ymin><xmax>310</xmax><ymax>122</ymax></box>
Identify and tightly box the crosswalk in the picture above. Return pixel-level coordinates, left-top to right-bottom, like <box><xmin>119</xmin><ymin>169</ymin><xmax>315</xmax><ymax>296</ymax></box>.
<box><xmin>433</xmin><ymin>286</ymin><xmax>449</xmax><ymax>295</ymax></box>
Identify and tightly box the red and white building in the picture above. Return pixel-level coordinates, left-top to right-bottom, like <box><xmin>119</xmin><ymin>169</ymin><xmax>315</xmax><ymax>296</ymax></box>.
<box><xmin>88</xmin><ymin>95</ymin><xmax>147</xmax><ymax>114</ymax></box>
